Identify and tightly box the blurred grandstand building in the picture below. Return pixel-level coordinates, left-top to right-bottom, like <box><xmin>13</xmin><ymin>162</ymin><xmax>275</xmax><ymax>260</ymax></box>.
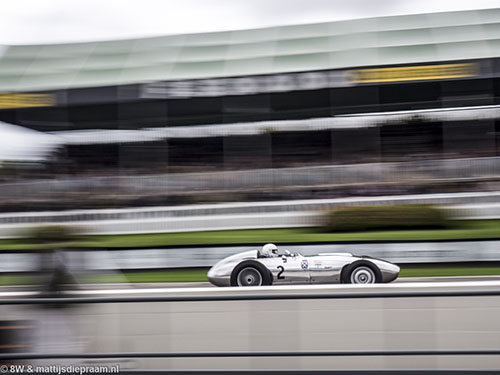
<box><xmin>2</xmin><ymin>8</ymin><xmax>500</xmax><ymax>209</ymax></box>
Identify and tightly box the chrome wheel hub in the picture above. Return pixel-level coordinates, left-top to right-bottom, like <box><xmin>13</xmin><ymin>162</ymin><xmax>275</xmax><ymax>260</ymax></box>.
<box><xmin>237</xmin><ymin>267</ymin><xmax>262</xmax><ymax>286</ymax></box>
<box><xmin>350</xmin><ymin>266</ymin><xmax>375</xmax><ymax>284</ymax></box>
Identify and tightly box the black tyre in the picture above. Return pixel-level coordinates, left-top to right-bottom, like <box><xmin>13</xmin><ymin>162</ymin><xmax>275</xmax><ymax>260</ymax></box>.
<box><xmin>230</xmin><ymin>261</ymin><xmax>272</xmax><ymax>287</ymax></box>
<box><xmin>342</xmin><ymin>261</ymin><xmax>381</xmax><ymax>284</ymax></box>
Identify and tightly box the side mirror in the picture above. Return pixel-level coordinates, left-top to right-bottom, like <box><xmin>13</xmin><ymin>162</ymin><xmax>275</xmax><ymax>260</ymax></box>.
<box><xmin>285</xmin><ymin>250</ymin><xmax>291</xmax><ymax>255</ymax></box>
<box><xmin>281</xmin><ymin>255</ymin><xmax>287</xmax><ymax>263</ymax></box>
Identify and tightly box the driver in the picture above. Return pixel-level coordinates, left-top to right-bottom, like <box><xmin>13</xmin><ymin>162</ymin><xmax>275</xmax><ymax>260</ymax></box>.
<box><xmin>260</xmin><ymin>243</ymin><xmax>279</xmax><ymax>258</ymax></box>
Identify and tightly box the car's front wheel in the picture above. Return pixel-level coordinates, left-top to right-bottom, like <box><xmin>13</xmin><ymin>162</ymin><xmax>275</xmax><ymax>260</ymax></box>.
<box><xmin>342</xmin><ymin>261</ymin><xmax>381</xmax><ymax>284</ymax></box>
<box><xmin>349</xmin><ymin>266</ymin><xmax>376</xmax><ymax>284</ymax></box>
<box><xmin>230</xmin><ymin>261</ymin><xmax>272</xmax><ymax>287</ymax></box>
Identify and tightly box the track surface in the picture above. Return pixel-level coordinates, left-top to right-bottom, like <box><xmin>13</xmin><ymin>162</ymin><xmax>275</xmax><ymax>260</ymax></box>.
<box><xmin>2</xmin><ymin>275</ymin><xmax>500</xmax><ymax>297</ymax></box>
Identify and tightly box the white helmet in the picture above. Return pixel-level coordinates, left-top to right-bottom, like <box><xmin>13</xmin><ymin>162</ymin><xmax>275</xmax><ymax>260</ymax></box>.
<box><xmin>261</xmin><ymin>243</ymin><xmax>279</xmax><ymax>257</ymax></box>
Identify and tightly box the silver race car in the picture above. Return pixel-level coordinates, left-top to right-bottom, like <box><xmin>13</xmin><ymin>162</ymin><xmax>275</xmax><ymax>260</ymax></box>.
<box><xmin>207</xmin><ymin>243</ymin><xmax>400</xmax><ymax>287</ymax></box>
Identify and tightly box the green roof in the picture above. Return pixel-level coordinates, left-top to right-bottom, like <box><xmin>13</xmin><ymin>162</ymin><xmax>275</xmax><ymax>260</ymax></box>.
<box><xmin>2</xmin><ymin>8</ymin><xmax>500</xmax><ymax>91</ymax></box>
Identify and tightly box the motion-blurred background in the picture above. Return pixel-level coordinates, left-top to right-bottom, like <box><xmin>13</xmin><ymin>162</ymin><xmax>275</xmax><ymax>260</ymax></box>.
<box><xmin>2</xmin><ymin>1</ymin><xmax>500</xmax><ymax>372</ymax></box>
<box><xmin>1</xmin><ymin>2</ymin><xmax>500</xmax><ymax>212</ymax></box>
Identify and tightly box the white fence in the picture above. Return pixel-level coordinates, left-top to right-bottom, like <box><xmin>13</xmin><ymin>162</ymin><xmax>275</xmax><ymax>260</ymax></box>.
<box><xmin>0</xmin><ymin>191</ymin><xmax>500</xmax><ymax>237</ymax></box>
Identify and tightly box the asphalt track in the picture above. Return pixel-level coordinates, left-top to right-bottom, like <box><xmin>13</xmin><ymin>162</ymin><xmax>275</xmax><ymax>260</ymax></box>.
<box><xmin>1</xmin><ymin>276</ymin><xmax>500</xmax><ymax>299</ymax></box>
<box><xmin>3</xmin><ymin>275</ymin><xmax>500</xmax><ymax>296</ymax></box>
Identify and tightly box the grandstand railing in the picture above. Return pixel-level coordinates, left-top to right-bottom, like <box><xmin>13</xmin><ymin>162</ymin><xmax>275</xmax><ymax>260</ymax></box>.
<box><xmin>3</xmin><ymin>156</ymin><xmax>500</xmax><ymax>201</ymax></box>
<box><xmin>0</xmin><ymin>191</ymin><xmax>500</xmax><ymax>225</ymax></box>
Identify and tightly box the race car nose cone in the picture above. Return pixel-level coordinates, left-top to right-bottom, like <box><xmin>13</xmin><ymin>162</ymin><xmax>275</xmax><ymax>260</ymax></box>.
<box><xmin>207</xmin><ymin>266</ymin><xmax>229</xmax><ymax>287</ymax></box>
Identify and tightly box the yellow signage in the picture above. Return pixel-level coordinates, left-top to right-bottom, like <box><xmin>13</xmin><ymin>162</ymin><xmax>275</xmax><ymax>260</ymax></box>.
<box><xmin>0</xmin><ymin>93</ymin><xmax>55</xmax><ymax>109</ymax></box>
<box><xmin>351</xmin><ymin>63</ymin><xmax>478</xmax><ymax>83</ymax></box>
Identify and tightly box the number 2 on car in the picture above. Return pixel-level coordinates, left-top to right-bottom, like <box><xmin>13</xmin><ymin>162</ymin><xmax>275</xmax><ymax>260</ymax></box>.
<box><xmin>277</xmin><ymin>266</ymin><xmax>285</xmax><ymax>279</ymax></box>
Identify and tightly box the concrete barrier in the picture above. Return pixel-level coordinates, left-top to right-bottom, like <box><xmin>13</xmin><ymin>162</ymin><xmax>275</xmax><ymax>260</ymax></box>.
<box><xmin>1</xmin><ymin>283</ymin><xmax>500</xmax><ymax>371</ymax></box>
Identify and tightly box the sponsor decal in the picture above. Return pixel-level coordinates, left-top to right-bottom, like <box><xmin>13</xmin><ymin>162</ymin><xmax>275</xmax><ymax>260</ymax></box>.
<box><xmin>0</xmin><ymin>93</ymin><xmax>55</xmax><ymax>109</ymax></box>
<box><xmin>142</xmin><ymin>62</ymin><xmax>481</xmax><ymax>99</ymax></box>
<box><xmin>301</xmin><ymin>259</ymin><xmax>309</xmax><ymax>270</ymax></box>
<box><xmin>351</xmin><ymin>63</ymin><xmax>478</xmax><ymax>83</ymax></box>
<box><xmin>141</xmin><ymin>70</ymin><xmax>353</xmax><ymax>99</ymax></box>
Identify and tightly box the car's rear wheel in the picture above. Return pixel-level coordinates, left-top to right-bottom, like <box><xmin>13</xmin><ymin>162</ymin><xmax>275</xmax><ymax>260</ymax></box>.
<box><xmin>230</xmin><ymin>261</ymin><xmax>272</xmax><ymax>287</ymax></box>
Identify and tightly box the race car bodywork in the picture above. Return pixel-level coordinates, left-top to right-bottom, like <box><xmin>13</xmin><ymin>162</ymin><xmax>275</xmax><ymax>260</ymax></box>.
<box><xmin>207</xmin><ymin>249</ymin><xmax>400</xmax><ymax>287</ymax></box>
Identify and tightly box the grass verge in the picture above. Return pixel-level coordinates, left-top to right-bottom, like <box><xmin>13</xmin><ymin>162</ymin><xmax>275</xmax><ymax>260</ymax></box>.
<box><xmin>88</xmin><ymin>269</ymin><xmax>209</xmax><ymax>284</ymax></box>
<box><xmin>89</xmin><ymin>220</ymin><xmax>500</xmax><ymax>247</ymax></box>
<box><xmin>2</xmin><ymin>220</ymin><xmax>500</xmax><ymax>251</ymax></box>
<box><xmin>399</xmin><ymin>266</ymin><xmax>500</xmax><ymax>278</ymax></box>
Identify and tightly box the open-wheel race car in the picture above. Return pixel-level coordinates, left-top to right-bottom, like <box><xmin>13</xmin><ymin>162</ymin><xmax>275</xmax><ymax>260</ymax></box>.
<box><xmin>207</xmin><ymin>243</ymin><xmax>400</xmax><ymax>287</ymax></box>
